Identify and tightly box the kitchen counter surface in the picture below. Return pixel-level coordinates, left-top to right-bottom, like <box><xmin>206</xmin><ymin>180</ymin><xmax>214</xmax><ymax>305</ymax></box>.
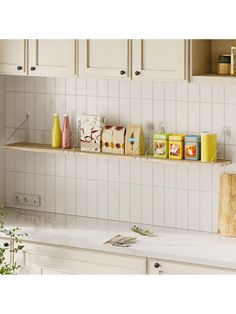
<box><xmin>1</xmin><ymin>207</ymin><xmax>236</xmax><ymax>270</ymax></box>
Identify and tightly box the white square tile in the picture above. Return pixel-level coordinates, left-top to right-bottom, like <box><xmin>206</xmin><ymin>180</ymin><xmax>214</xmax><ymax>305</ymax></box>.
<box><xmin>108</xmin><ymin>80</ymin><xmax>119</xmax><ymax>97</ymax></box>
<box><xmin>25</xmin><ymin>93</ymin><xmax>35</xmax><ymax>130</ymax></box>
<box><xmin>97</xmin><ymin>158</ymin><xmax>108</xmax><ymax>181</ymax></box>
<box><xmin>66</xmin><ymin>177</ymin><xmax>76</xmax><ymax>215</ymax></box>
<box><xmin>86</xmin><ymin>180</ymin><xmax>97</xmax><ymax>218</ymax></box>
<box><xmin>44</xmin><ymin>175</ymin><xmax>55</xmax><ymax>212</ymax></box>
<box><xmin>45</xmin><ymin>77</ymin><xmax>55</xmax><ymax>94</ymax></box>
<box><xmin>130</xmin><ymin>159</ymin><xmax>141</xmax><ymax>184</ymax></box>
<box><xmin>35</xmin><ymin>77</ymin><xmax>45</xmax><ymax>93</ymax></box>
<box><xmin>165</xmin><ymin>100</ymin><xmax>176</xmax><ymax>133</ymax></box>
<box><xmin>15</xmin><ymin>92</ymin><xmax>25</xmax><ymax>128</ymax></box>
<box><xmin>188</xmin><ymin>190</ymin><xmax>200</xmax><ymax>231</ymax></box>
<box><xmin>24</xmin><ymin>77</ymin><xmax>35</xmax><ymax>93</ymax></box>
<box><xmin>153</xmin><ymin>163</ymin><xmax>164</xmax><ymax>187</ymax></box>
<box><xmin>212</xmin><ymin>102</ymin><xmax>224</xmax><ymax>142</ymax></box>
<box><xmin>153</xmin><ymin>100</ymin><xmax>165</xmax><ymax>132</ymax></box>
<box><xmin>86</xmin><ymin>79</ymin><xmax>97</xmax><ymax>96</ymax></box>
<box><xmin>108</xmin><ymin>158</ymin><xmax>119</xmax><ymax>182</ymax></box>
<box><xmin>141</xmin><ymin>161</ymin><xmax>152</xmax><ymax>186</ymax></box>
<box><xmin>45</xmin><ymin>154</ymin><xmax>55</xmax><ymax>176</ymax></box>
<box><xmin>164</xmin><ymin>82</ymin><xmax>176</xmax><ymax>100</ymax></box>
<box><xmin>225</xmin><ymin>85</ymin><xmax>236</xmax><ymax>104</ymax></box>
<box><xmin>56</xmin><ymin>94</ymin><xmax>66</xmax><ymax>125</ymax></box>
<box><xmin>108</xmin><ymin>97</ymin><xmax>119</xmax><ymax>125</ymax></box>
<box><xmin>176</xmin><ymin>165</ymin><xmax>188</xmax><ymax>189</ymax></box>
<box><xmin>98</xmin><ymin>80</ymin><xmax>108</xmax><ymax>97</ymax></box>
<box><xmin>165</xmin><ymin>164</ymin><xmax>176</xmax><ymax>188</ymax></box>
<box><xmin>45</xmin><ymin>94</ymin><xmax>56</xmax><ymax>131</ymax></box>
<box><xmin>176</xmin><ymin>189</ymin><xmax>188</xmax><ymax>229</ymax></box>
<box><xmin>56</xmin><ymin>78</ymin><xmax>66</xmax><ymax>94</ymax></box>
<box><xmin>120</xmin><ymin>80</ymin><xmax>130</xmax><ymax>98</ymax></box>
<box><xmin>66</xmin><ymin>155</ymin><xmax>76</xmax><ymax>178</ymax></box>
<box><xmin>97</xmin><ymin>181</ymin><xmax>108</xmax><ymax>219</ymax></box>
<box><xmin>225</xmin><ymin>104</ymin><xmax>236</xmax><ymax>145</ymax></box>
<box><xmin>176</xmin><ymin>101</ymin><xmax>188</xmax><ymax>133</ymax></box>
<box><xmin>108</xmin><ymin>182</ymin><xmax>119</xmax><ymax>220</ymax></box>
<box><xmin>120</xmin><ymin>183</ymin><xmax>130</xmax><ymax>222</ymax></box>
<box><xmin>77</xmin><ymin>79</ymin><xmax>87</xmax><ymax>95</ymax></box>
<box><xmin>141</xmin><ymin>99</ymin><xmax>153</xmax><ymax>138</ymax></box>
<box><xmin>35</xmin><ymin>93</ymin><xmax>45</xmax><ymax>130</ymax></box>
<box><xmin>164</xmin><ymin>188</ymin><xmax>176</xmax><ymax>228</ymax></box>
<box><xmin>119</xmin><ymin>159</ymin><xmax>130</xmax><ymax>183</ymax></box>
<box><xmin>86</xmin><ymin>156</ymin><xmax>97</xmax><ymax>180</ymax></box>
<box><xmin>200</xmin><ymin>102</ymin><xmax>212</xmax><ymax>132</ymax></box>
<box><xmin>66</xmin><ymin>78</ymin><xmax>76</xmax><ymax>95</ymax></box>
<box><xmin>15</xmin><ymin>151</ymin><xmax>25</xmax><ymax>172</ymax></box>
<box><xmin>153</xmin><ymin>81</ymin><xmax>164</xmax><ymax>100</ymax></box>
<box><xmin>66</xmin><ymin>95</ymin><xmax>76</xmax><ymax>132</ymax></box>
<box><xmin>76</xmin><ymin>156</ymin><xmax>87</xmax><ymax>179</ymax></box>
<box><xmin>6</xmin><ymin>76</ymin><xmax>16</xmax><ymax>92</ymax></box>
<box><xmin>119</xmin><ymin>98</ymin><xmax>130</xmax><ymax>126</ymax></box>
<box><xmin>200</xmin><ymin>191</ymin><xmax>212</xmax><ymax>232</ymax></box>
<box><xmin>35</xmin><ymin>153</ymin><xmax>45</xmax><ymax>174</ymax></box>
<box><xmin>15</xmin><ymin>172</ymin><xmax>25</xmax><ymax>194</ymax></box>
<box><xmin>153</xmin><ymin>186</ymin><xmax>164</xmax><ymax>226</ymax></box>
<box><xmin>130</xmin><ymin>99</ymin><xmax>141</xmax><ymax>125</ymax></box>
<box><xmin>141</xmin><ymin>185</ymin><xmax>152</xmax><ymax>225</ymax></box>
<box><xmin>142</xmin><ymin>81</ymin><xmax>152</xmax><ymax>99</ymax></box>
<box><xmin>6</xmin><ymin>172</ymin><xmax>15</xmax><ymax>207</ymax></box>
<box><xmin>87</xmin><ymin>96</ymin><xmax>97</xmax><ymax>115</ymax></box>
<box><xmin>56</xmin><ymin>154</ymin><xmax>65</xmax><ymax>177</ymax></box>
<box><xmin>200</xmin><ymin>166</ymin><xmax>212</xmax><ymax>192</ymax></box>
<box><xmin>212</xmin><ymin>167</ymin><xmax>223</xmax><ymax>193</ymax></box>
<box><xmin>200</xmin><ymin>85</ymin><xmax>212</xmax><ymax>102</ymax></box>
<box><xmin>188</xmin><ymin>83</ymin><xmax>199</xmax><ymax>102</ymax></box>
<box><xmin>24</xmin><ymin>173</ymin><xmax>35</xmax><ymax>195</ymax></box>
<box><xmin>212</xmin><ymin>85</ymin><xmax>224</xmax><ymax>103</ymax></box>
<box><xmin>76</xmin><ymin>179</ymin><xmax>87</xmax><ymax>216</ymax></box>
<box><xmin>176</xmin><ymin>83</ymin><xmax>188</xmax><ymax>101</ymax></box>
<box><xmin>212</xmin><ymin>192</ymin><xmax>219</xmax><ymax>233</ymax></box>
<box><xmin>188</xmin><ymin>165</ymin><xmax>199</xmax><ymax>190</ymax></box>
<box><xmin>35</xmin><ymin>174</ymin><xmax>45</xmax><ymax>211</ymax></box>
<box><xmin>130</xmin><ymin>184</ymin><xmax>142</xmax><ymax>223</ymax></box>
<box><xmin>131</xmin><ymin>80</ymin><xmax>141</xmax><ymax>99</ymax></box>
<box><xmin>97</xmin><ymin>97</ymin><xmax>108</xmax><ymax>117</ymax></box>
<box><xmin>15</xmin><ymin>76</ymin><xmax>25</xmax><ymax>92</ymax></box>
<box><xmin>56</xmin><ymin>176</ymin><xmax>66</xmax><ymax>214</ymax></box>
<box><xmin>6</xmin><ymin>92</ymin><xmax>15</xmax><ymax>128</ymax></box>
<box><xmin>6</xmin><ymin>150</ymin><xmax>15</xmax><ymax>171</ymax></box>
<box><xmin>25</xmin><ymin>152</ymin><xmax>35</xmax><ymax>173</ymax></box>
<box><xmin>188</xmin><ymin>102</ymin><xmax>199</xmax><ymax>134</ymax></box>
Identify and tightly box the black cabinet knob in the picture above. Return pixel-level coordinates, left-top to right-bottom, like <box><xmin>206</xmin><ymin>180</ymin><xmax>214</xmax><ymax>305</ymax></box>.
<box><xmin>154</xmin><ymin>262</ymin><xmax>160</xmax><ymax>268</ymax></box>
<box><xmin>30</xmin><ymin>66</ymin><xmax>36</xmax><ymax>71</ymax></box>
<box><xmin>17</xmin><ymin>66</ymin><xmax>22</xmax><ymax>71</ymax></box>
<box><xmin>120</xmin><ymin>70</ymin><xmax>125</xmax><ymax>75</ymax></box>
<box><xmin>135</xmin><ymin>71</ymin><xmax>141</xmax><ymax>76</ymax></box>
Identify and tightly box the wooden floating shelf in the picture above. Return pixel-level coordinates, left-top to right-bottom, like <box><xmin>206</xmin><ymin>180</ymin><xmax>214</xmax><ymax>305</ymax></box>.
<box><xmin>192</xmin><ymin>74</ymin><xmax>236</xmax><ymax>85</ymax></box>
<box><xmin>2</xmin><ymin>142</ymin><xmax>232</xmax><ymax>167</ymax></box>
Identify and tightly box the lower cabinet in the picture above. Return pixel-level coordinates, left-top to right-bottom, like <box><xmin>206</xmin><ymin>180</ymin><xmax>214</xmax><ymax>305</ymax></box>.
<box><xmin>18</xmin><ymin>242</ymin><xmax>146</xmax><ymax>275</ymax></box>
<box><xmin>148</xmin><ymin>258</ymin><xmax>236</xmax><ymax>275</ymax></box>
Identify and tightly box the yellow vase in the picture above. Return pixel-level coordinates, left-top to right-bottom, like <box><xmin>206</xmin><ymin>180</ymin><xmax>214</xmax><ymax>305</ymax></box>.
<box><xmin>52</xmin><ymin>114</ymin><xmax>62</xmax><ymax>148</ymax></box>
<box><xmin>201</xmin><ymin>132</ymin><xmax>217</xmax><ymax>162</ymax></box>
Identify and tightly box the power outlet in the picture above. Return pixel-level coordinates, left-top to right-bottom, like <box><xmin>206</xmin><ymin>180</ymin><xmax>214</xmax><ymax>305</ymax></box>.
<box><xmin>14</xmin><ymin>193</ymin><xmax>40</xmax><ymax>207</ymax></box>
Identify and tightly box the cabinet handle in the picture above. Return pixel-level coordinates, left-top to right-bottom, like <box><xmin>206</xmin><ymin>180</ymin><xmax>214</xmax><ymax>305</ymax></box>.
<box><xmin>120</xmin><ymin>70</ymin><xmax>126</xmax><ymax>75</ymax></box>
<box><xmin>30</xmin><ymin>66</ymin><xmax>36</xmax><ymax>71</ymax></box>
<box><xmin>154</xmin><ymin>262</ymin><xmax>160</xmax><ymax>268</ymax></box>
<box><xmin>17</xmin><ymin>66</ymin><xmax>23</xmax><ymax>71</ymax></box>
<box><xmin>135</xmin><ymin>71</ymin><xmax>141</xmax><ymax>76</ymax></box>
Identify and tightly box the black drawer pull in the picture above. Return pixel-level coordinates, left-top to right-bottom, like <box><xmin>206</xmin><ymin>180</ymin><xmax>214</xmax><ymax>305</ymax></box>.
<box><xmin>17</xmin><ymin>66</ymin><xmax>22</xmax><ymax>71</ymax></box>
<box><xmin>135</xmin><ymin>71</ymin><xmax>141</xmax><ymax>75</ymax></box>
<box><xmin>30</xmin><ymin>66</ymin><xmax>36</xmax><ymax>71</ymax></box>
<box><xmin>154</xmin><ymin>262</ymin><xmax>160</xmax><ymax>268</ymax></box>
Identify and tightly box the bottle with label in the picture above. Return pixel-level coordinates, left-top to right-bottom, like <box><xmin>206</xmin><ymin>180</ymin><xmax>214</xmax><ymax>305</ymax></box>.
<box><xmin>52</xmin><ymin>113</ymin><xmax>62</xmax><ymax>148</ymax></box>
<box><xmin>62</xmin><ymin>114</ymin><xmax>72</xmax><ymax>149</ymax></box>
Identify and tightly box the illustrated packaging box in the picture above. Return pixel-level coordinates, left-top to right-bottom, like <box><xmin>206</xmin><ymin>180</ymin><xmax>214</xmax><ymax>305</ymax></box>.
<box><xmin>125</xmin><ymin>125</ymin><xmax>144</xmax><ymax>156</ymax></box>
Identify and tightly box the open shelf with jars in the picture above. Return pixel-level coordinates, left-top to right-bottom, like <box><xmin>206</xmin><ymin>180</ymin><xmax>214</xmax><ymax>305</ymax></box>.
<box><xmin>2</xmin><ymin>142</ymin><xmax>232</xmax><ymax>167</ymax></box>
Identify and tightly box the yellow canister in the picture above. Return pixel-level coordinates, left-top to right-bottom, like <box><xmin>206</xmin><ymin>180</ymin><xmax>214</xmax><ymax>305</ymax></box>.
<box><xmin>169</xmin><ymin>134</ymin><xmax>186</xmax><ymax>160</ymax></box>
<box><xmin>201</xmin><ymin>132</ymin><xmax>217</xmax><ymax>162</ymax></box>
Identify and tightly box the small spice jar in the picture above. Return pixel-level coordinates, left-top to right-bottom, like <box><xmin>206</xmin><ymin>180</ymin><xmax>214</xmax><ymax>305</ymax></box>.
<box><xmin>169</xmin><ymin>134</ymin><xmax>185</xmax><ymax>160</ymax></box>
<box><xmin>153</xmin><ymin>133</ymin><xmax>171</xmax><ymax>158</ymax></box>
<box><xmin>218</xmin><ymin>54</ymin><xmax>231</xmax><ymax>75</ymax></box>
<box><xmin>184</xmin><ymin>135</ymin><xmax>201</xmax><ymax>160</ymax></box>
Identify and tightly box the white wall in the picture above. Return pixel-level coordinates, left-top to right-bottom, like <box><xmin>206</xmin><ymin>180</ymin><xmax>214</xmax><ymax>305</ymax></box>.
<box><xmin>4</xmin><ymin>75</ymin><xmax>236</xmax><ymax>233</ymax></box>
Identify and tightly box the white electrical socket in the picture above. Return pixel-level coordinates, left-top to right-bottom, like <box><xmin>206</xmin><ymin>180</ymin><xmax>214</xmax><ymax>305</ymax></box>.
<box><xmin>14</xmin><ymin>193</ymin><xmax>40</xmax><ymax>207</ymax></box>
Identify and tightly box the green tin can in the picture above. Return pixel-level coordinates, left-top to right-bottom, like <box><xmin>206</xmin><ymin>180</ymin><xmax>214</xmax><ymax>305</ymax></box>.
<box><xmin>153</xmin><ymin>133</ymin><xmax>171</xmax><ymax>158</ymax></box>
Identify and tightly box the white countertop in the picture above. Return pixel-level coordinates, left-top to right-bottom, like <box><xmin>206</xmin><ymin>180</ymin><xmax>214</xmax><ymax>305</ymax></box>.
<box><xmin>2</xmin><ymin>207</ymin><xmax>236</xmax><ymax>270</ymax></box>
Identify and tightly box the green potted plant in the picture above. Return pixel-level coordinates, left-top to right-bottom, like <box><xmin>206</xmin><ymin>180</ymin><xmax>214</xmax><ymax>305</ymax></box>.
<box><xmin>0</xmin><ymin>210</ymin><xmax>27</xmax><ymax>275</ymax></box>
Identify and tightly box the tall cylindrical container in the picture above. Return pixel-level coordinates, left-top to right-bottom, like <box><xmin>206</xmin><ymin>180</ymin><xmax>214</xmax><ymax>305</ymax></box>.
<box><xmin>201</xmin><ymin>132</ymin><xmax>217</xmax><ymax>162</ymax></box>
<box><xmin>62</xmin><ymin>114</ymin><xmax>72</xmax><ymax>149</ymax></box>
<box><xmin>52</xmin><ymin>113</ymin><xmax>62</xmax><ymax>148</ymax></box>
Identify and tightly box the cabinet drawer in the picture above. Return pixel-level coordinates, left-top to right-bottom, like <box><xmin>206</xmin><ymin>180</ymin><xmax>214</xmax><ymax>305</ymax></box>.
<box><xmin>148</xmin><ymin>258</ymin><xmax>236</xmax><ymax>275</ymax></box>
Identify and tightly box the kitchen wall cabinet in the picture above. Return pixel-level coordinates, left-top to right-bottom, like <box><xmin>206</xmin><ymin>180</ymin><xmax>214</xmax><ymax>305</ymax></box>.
<box><xmin>148</xmin><ymin>258</ymin><xmax>236</xmax><ymax>275</ymax></box>
<box><xmin>0</xmin><ymin>40</ymin><xmax>27</xmax><ymax>75</ymax></box>
<box><xmin>132</xmin><ymin>40</ymin><xmax>188</xmax><ymax>81</ymax></box>
<box><xmin>17</xmin><ymin>242</ymin><xmax>146</xmax><ymax>275</ymax></box>
<box><xmin>79</xmin><ymin>39</ymin><xmax>131</xmax><ymax>79</ymax></box>
<box><xmin>28</xmin><ymin>40</ymin><xmax>76</xmax><ymax>77</ymax></box>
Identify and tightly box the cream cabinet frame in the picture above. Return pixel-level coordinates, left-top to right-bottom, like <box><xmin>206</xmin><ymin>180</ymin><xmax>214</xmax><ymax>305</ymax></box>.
<box><xmin>0</xmin><ymin>40</ymin><xmax>27</xmax><ymax>75</ymax></box>
<box><xmin>132</xmin><ymin>39</ymin><xmax>189</xmax><ymax>81</ymax></box>
<box><xmin>28</xmin><ymin>39</ymin><xmax>77</xmax><ymax>77</ymax></box>
<box><xmin>79</xmin><ymin>39</ymin><xmax>131</xmax><ymax>79</ymax></box>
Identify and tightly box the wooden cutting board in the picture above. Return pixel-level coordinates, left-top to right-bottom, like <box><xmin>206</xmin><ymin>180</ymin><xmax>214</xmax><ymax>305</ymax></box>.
<box><xmin>218</xmin><ymin>173</ymin><xmax>236</xmax><ymax>237</ymax></box>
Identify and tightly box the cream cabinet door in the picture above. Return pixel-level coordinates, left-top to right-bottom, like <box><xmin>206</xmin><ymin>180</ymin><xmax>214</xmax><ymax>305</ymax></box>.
<box><xmin>28</xmin><ymin>40</ymin><xmax>76</xmax><ymax>77</ymax></box>
<box><xmin>148</xmin><ymin>258</ymin><xmax>236</xmax><ymax>275</ymax></box>
<box><xmin>132</xmin><ymin>40</ymin><xmax>188</xmax><ymax>80</ymax></box>
<box><xmin>79</xmin><ymin>39</ymin><xmax>131</xmax><ymax>79</ymax></box>
<box><xmin>0</xmin><ymin>40</ymin><xmax>27</xmax><ymax>75</ymax></box>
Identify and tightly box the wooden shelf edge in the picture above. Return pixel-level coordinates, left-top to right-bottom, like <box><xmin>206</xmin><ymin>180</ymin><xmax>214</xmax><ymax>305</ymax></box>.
<box><xmin>192</xmin><ymin>74</ymin><xmax>236</xmax><ymax>85</ymax></box>
<box><xmin>2</xmin><ymin>142</ymin><xmax>232</xmax><ymax>167</ymax></box>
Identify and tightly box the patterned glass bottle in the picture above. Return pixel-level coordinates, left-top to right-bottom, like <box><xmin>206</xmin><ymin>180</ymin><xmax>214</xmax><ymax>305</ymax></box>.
<box><xmin>62</xmin><ymin>114</ymin><xmax>72</xmax><ymax>149</ymax></box>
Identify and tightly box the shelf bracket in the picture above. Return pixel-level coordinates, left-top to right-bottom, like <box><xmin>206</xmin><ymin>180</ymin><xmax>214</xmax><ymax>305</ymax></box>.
<box><xmin>6</xmin><ymin>113</ymin><xmax>30</xmax><ymax>144</ymax></box>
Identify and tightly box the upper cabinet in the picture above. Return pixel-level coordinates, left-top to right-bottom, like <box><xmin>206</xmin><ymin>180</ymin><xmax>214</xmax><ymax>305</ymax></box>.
<box><xmin>0</xmin><ymin>40</ymin><xmax>27</xmax><ymax>75</ymax></box>
<box><xmin>79</xmin><ymin>39</ymin><xmax>131</xmax><ymax>79</ymax></box>
<box><xmin>132</xmin><ymin>40</ymin><xmax>188</xmax><ymax>81</ymax></box>
<box><xmin>28</xmin><ymin>40</ymin><xmax>76</xmax><ymax>77</ymax></box>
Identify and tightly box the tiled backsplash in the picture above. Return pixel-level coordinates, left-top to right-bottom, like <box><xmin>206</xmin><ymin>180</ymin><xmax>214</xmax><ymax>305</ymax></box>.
<box><xmin>3</xmin><ymin>75</ymin><xmax>236</xmax><ymax>233</ymax></box>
